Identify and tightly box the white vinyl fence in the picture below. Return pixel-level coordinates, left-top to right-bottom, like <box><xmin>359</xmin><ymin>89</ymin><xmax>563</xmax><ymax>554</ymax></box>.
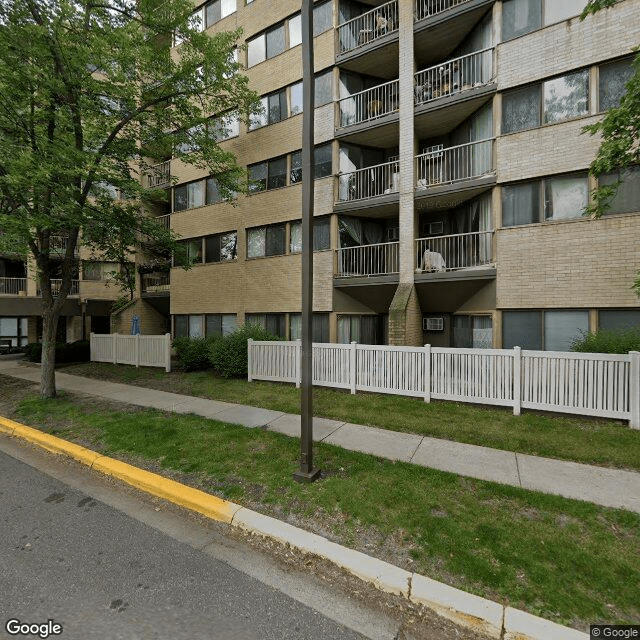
<box><xmin>90</xmin><ymin>333</ymin><xmax>171</xmax><ymax>371</ymax></box>
<box><xmin>248</xmin><ymin>340</ymin><xmax>640</xmax><ymax>428</ymax></box>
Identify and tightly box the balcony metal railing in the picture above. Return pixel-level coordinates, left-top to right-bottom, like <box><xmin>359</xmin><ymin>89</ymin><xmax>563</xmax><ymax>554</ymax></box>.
<box><xmin>415</xmin><ymin>139</ymin><xmax>494</xmax><ymax>189</ymax></box>
<box><xmin>141</xmin><ymin>272</ymin><xmax>170</xmax><ymax>293</ymax></box>
<box><xmin>338</xmin><ymin>78</ymin><xmax>400</xmax><ymax>128</ymax></box>
<box><xmin>416</xmin><ymin>231</ymin><xmax>493</xmax><ymax>272</ymax></box>
<box><xmin>0</xmin><ymin>277</ymin><xmax>27</xmax><ymax>295</ymax></box>
<box><xmin>155</xmin><ymin>214</ymin><xmax>171</xmax><ymax>229</ymax></box>
<box><xmin>338</xmin><ymin>159</ymin><xmax>400</xmax><ymax>203</ymax></box>
<box><xmin>38</xmin><ymin>279</ymin><xmax>80</xmax><ymax>296</ymax></box>
<box><xmin>336</xmin><ymin>241</ymin><xmax>400</xmax><ymax>277</ymax></box>
<box><xmin>338</xmin><ymin>0</ymin><xmax>398</xmax><ymax>55</ymax></box>
<box><xmin>50</xmin><ymin>235</ymin><xmax>78</xmax><ymax>256</ymax></box>
<box><xmin>414</xmin><ymin>0</ymin><xmax>473</xmax><ymax>21</ymax></box>
<box><xmin>147</xmin><ymin>160</ymin><xmax>171</xmax><ymax>188</ymax></box>
<box><xmin>414</xmin><ymin>48</ymin><xmax>494</xmax><ymax>106</ymax></box>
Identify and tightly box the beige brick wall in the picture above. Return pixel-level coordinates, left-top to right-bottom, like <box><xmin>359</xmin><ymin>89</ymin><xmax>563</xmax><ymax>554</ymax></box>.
<box><xmin>78</xmin><ymin>280</ymin><xmax>123</xmax><ymax>301</ymax></box>
<box><xmin>497</xmin><ymin>117</ymin><xmax>601</xmax><ymax>182</ymax></box>
<box><xmin>112</xmin><ymin>299</ymin><xmax>168</xmax><ymax>335</ymax></box>
<box><xmin>497</xmin><ymin>0</ymin><xmax>640</xmax><ymax>90</ymax></box>
<box><xmin>496</xmin><ymin>214</ymin><xmax>640</xmax><ymax>308</ymax></box>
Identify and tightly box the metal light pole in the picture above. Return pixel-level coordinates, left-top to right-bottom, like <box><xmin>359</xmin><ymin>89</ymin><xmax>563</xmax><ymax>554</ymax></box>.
<box><xmin>293</xmin><ymin>0</ymin><xmax>320</xmax><ymax>483</ymax></box>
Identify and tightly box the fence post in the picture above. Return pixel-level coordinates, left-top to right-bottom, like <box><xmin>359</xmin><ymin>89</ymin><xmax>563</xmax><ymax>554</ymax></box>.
<box><xmin>350</xmin><ymin>341</ymin><xmax>357</xmax><ymax>394</ymax></box>
<box><xmin>296</xmin><ymin>339</ymin><xmax>302</xmax><ymax>388</ymax></box>
<box><xmin>90</xmin><ymin>332</ymin><xmax>94</xmax><ymax>362</ymax></box>
<box><xmin>135</xmin><ymin>333</ymin><xmax>140</xmax><ymax>368</ymax></box>
<box><xmin>424</xmin><ymin>344</ymin><xmax>431</xmax><ymax>403</ymax></box>
<box><xmin>112</xmin><ymin>333</ymin><xmax>118</xmax><ymax>365</ymax></box>
<box><xmin>165</xmin><ymin>333</ymin><xmax>171</xmax><ymax>373</ymax></box>
<box><xmin>630</xmin><ymin>351</ymin><xmax>640</xmax><ymax>429</ymax></box>
<box><xmin>513</xmin><ymin>346</ymin><xmax>521</xmax><ymax>416</ymax></box>
<box><xmin>247</xmin><ymin>338</ymin><xmax>253</xmax><ymax>382</ymax></box>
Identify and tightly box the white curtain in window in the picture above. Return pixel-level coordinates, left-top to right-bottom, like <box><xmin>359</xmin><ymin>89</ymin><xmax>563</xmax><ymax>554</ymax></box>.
<box><xmin>546</xmin><ymin>176</ymin><xmax>587</xmax><ymax>220</ymax></box>
<box><xmin>222</xmin><ymin>314</ymin><xmax>237</xmax><ymax>336</ymax></box>
<box><xmin>544</xmin><ymin>0</ymin><xmax>586</xmax><ymax>25</ymax></box>
<box><xmin>337</xmin><ymin>316</ymin><xmax>350</xmax><ymax>344</ymax></box>
<box><xmin>289</xmin><ymin>314</ymin><xmax>301</xmax><ymax>341</ymax></box>
<box><xmin>221</xmin><ymin>0</ymin><xmax>236</xmax><ymax>18</ymax></box>
<box><xmin>247</xmin><ymin>227</ymin><xmax>266</xmax><ymax>258</ymax></box>
<box><xmin>188</xmin><ymin>181</ymin><xmax>204</xmax><ymax>208</ymax></box>
<box><xmin>290</xmin><ymin>221</ymin><xmax>302</xmax><ymax>253</ymax></box>
<box><xmin>472</xmin><ymin>316</ymin><xmax>493</xmax><ymax>349</ymax></box>
<box><xmin>189</xmin><ymin>315</ymin><xmax>204</xmax><ymax>338</ymax></box>
<box><xmin>544</xmin><ymin>310</ymin><xmax>589</xmax><ymax>351</ymax></box>
<box><xmin>470</xmin><ymin>103</ymin><xmax>493</xmax><ymax>176</ymax></box>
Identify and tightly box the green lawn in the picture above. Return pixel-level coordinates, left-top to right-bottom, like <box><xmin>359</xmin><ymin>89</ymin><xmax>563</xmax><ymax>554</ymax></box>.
<box><xmin>63</xmin><ymin>362</ymin><xmax>640</xmax><ymax>471</ymax></box>
<box><xmin>15</xmin><ymin>394</ymin><xmax>640</xmax><ymax>631</ymax></box>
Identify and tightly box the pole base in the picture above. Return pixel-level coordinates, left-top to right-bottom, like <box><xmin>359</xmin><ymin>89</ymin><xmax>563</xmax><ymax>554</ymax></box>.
<box><xmin>293</xmin><ymin>468</ymin><xmax>322</xmax><ymax>483</ymax></box>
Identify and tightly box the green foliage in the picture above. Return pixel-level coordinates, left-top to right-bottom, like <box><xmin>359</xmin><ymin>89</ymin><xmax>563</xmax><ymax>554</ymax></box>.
<box><xmin>209</xmin><ymin>324</ymin><xmax>279</xmax><ymax>378</ymax></box>
<box><xmin>172</xmin><ymin>336</ymin><xmax>220</xmax><ymax>371</ymax></box>
<box><xmin>24</xmin><ymin>340</ymin><xmax>90</xmax><ymax>363</ymax></box>
<box><xmin>571</xmin><ymin>327</ymin><xmax>640</xmax><ymax>353</ymax></box>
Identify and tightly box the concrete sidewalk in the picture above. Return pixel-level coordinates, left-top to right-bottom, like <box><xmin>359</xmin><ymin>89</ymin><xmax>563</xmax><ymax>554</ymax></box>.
<box><xmin>1</xmin><ymin>357</ymin><xmax>639</xmax><ymax>513</ymax></box>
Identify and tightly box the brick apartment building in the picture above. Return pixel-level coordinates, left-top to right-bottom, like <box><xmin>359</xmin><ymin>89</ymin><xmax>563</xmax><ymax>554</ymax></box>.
<box><xmin>2</xmin><ymin>0</ymin><xmax>640</xmax><ymax>350</ymax></box>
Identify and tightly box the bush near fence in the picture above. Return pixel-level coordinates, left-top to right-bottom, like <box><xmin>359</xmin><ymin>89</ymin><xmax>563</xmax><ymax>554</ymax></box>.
<box><xmin>248</xmin><ymin>341</ymin><xmax>640</xmax><ymax>428</ymax></box>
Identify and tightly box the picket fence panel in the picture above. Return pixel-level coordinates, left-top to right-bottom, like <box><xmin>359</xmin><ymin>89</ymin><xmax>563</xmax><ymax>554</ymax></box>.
<box><xmin>248</xmin><ymin>340</ymin><xmax>639</xmax><ymax>427</ymax></box>
<box><xmin>90</xmin><ymin>333</ymin><xmax>171</xmax><ymax>371</ymax></box>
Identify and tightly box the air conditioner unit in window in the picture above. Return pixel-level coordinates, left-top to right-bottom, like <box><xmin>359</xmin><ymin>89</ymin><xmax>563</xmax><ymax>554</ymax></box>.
<box><xmin>428</xmin><ymin>221</ymin><xmax>444</xmax><ymax>236</ymax></box>
<box><xmin>387</xmin><ymin>227</ymin><xmax>399</xmax><ymax>241</ymax></box>
<box><xmin>423</xmin><ymin>316</ymin><xmax>444</xmax><ymax>331</ymax></box>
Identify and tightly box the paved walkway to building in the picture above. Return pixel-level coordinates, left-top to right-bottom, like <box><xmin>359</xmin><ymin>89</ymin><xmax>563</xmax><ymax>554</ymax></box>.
<box><xmin>1</xmin><ymin>357</ymin><xmax>639</xmax><ymax>514</ymax></box>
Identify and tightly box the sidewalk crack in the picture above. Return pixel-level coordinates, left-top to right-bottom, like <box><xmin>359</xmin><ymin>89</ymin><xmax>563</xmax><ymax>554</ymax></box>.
<box><xmin>409</xmin><ymin>437</ymin><xmax>424</xmax><ymax>463</ymax></box>
<box><xmin>514</xmin><ymin>453</ymin><xmax>522</xmax><ymax>487</ymax></box>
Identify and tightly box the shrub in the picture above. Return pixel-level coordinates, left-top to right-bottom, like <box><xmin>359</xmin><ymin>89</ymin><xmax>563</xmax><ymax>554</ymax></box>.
<box><xmin>173</xmin><ymin>336</ymin><xmax>219</xmax><ymax>371</ymax></box>
<box><xmin>571</xmin><ymin>327</ymin><xmax>640</xmax><ymax>354</ymax></box>
<box><xmin>23</xmin><ymin>340</ymin><xmax>90</xmax><ymax>363</ymax></box>
<box><xmin>209</xmin><ymin>324</ymin><xmax>279</xmax><ymax>378</ymax></box>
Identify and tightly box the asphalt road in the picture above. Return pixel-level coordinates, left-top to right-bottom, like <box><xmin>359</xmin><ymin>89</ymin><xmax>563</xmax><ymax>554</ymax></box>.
<box><xmin>0</xmin><ymin>435</ymin><xmax>405</xmax><ymax>640</ymax></box>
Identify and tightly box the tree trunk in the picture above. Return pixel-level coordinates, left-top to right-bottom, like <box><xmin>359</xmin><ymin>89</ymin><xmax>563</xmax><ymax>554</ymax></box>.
<box><xmin>40</xmin><ymin>306</ymin><xmax>59</xmax><ymax>399</ymax></box>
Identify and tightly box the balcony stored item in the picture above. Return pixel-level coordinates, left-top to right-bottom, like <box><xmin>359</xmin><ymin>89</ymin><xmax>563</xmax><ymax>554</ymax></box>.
<box><xmin>415</xmin><ymin>231</ymin><xmax>493</xmax><ymax>272</ymax></box>
<box><xmin>338</xmin><ymin>78</ymin><xmax>400</xmax><ymax>128</ymax></box>
<box><xmin>338</xmin><ymin>0</ymin><xmax>398</xmax><ymax>55</ymax></box>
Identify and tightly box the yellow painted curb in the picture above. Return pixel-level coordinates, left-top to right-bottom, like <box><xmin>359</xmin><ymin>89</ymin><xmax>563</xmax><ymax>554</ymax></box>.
<box><xmin>0</xmin><ymin>415</ymin><xmax>241</xmax><ymax>524</ymax></box>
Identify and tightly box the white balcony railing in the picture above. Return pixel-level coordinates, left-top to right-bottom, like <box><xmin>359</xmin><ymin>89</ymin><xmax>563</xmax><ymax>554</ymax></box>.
<box><xmin>38</xmin><ymin>279</ymin><xmax>80</xmax><ymax>296</ymax></box>
<box><xmin>155</xmin><ymin>214</ymin><xmax>171</xmax><ymax>229</ymax></box>
<box><xmin>147</xmin><ymin>160</ymin><xmax>171</xmax><ymax>188</ymax></box>
<box><xmin>338</xmin><ymin>0</ymin><xmax>398</xmax><ymax>55</ymax></box>
<box><xmin>415</xmin><ymin>0</ymin><xmax>473</xmax><ymax>21</ymax></box>
<box><xmin>414</xmin><ymin>48</ymin><xmax>494</xmax><ymax>106</ymax></box>
<box><xmin>338</xmin><ymin>159</ymin><xmax>399</xmax><ymax>203</ymax></box>
<box><xmin>338</xmin><ymin>78</ymin><xmax>399</xmax><ymax>128</ymax></box>
<box><xmin>141</xmin><ymin>272</ymin><xmax>170</xmax><ymax>293</ymax></box>
<box><xmin>0</xmin><ymin>277</ymin><xmax>27</xmax><ymax>295</ymax></box>
<box><xmin>415</xmin><ymin>139</ymin><xmax>494</xmax><ymax>189</ymax></box>
<box><xmin>336</xmin><ymin>242</ymin><xmax>400</xmax><ymax>277</ymax></box>
<box><xmin>416</xmin><ymin>231</ymin><xmax>493</xmax><ymax>272</ymax></box>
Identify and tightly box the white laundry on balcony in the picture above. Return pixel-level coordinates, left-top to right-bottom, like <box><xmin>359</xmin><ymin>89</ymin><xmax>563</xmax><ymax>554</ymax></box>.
<box><xmin>417</xmin><ymin>249</ymin><xmax>446</xmax><ymax>272</ymax></box>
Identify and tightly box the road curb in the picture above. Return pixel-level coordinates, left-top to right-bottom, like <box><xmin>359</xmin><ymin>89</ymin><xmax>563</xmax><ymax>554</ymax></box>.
<box><xmin>0</xmin><ymin>415</ymin><xmax>589</xmax><ymax>640</ymax></box>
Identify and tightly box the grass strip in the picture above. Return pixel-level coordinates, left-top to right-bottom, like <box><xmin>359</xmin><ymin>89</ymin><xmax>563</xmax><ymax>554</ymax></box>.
<box><xmin>15</xmin><ymin>395</ymin><xmax>640</xmax><ymax>630</ymax></box>
<box><xmin>63</xmin><ymin>363</ymin><xmax>640</xmax><ymax>471</ymax></box>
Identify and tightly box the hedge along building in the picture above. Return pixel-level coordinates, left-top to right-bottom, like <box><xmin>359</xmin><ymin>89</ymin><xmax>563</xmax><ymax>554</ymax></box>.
<box><xmin>142</xmin><ymin>0</ymin><xmax>640</xmax><ymax>349</ymax></box>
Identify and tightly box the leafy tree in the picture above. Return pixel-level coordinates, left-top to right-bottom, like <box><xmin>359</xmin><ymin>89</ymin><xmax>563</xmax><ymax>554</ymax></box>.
<box><xmin>0</xmin><ymin>0</ymin><xmax>259</xmax><ymax>397</ymax></box>
<box><xmin>580</xmin><ymin>0</ymin><xmax>640</xmax><ymax>295</ymax></box>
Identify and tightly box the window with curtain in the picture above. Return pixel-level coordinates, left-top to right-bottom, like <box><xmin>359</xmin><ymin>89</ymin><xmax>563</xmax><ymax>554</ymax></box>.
<box><xmin>247</xmin><ymin>224</ymin><xmax>286</xmax><ymax>257</ymax></box>
<box><xmin>544</xmin><ymin>310</ymin><xmax>589</xmax><ymax>351</ymax></box>
<box><xmin>83</xmin><ymin>261</ymin><xmax>117</xmax><ymax>281</ymax></box>
<box><xmin>206</xmin><ymin>177</ymin><xmax>221</xmax><ymax>204</ymax></box>
<box><xmin>315</xmin><ymin>70</ymin><xmax>333</xmax><ymax>106</ymax></box>
<box><xmin>599</xmin><ymin>166</ymin><xmax>640</xmax><ymax>215</ymax></box>
<box><xmin>290</xmin><ymin>151</ymin><xmax>302</xmax><ymax>184</ymax></box>
<box><xmin>543</xmin><ymin>0</ymin><xmax>586</xmax><ymax>25</ymax></box>
<box><xmin>313</xmin><ymin>1</ymin><xmax>332</xmax><ymax>36</ymax></box>
<box><xmin>205</xmin><ymin>232</ymin><xmax>237</xmax><ymax>263</ymax></box>
<box><xmin>337</xmin><ymin>315</ymin><xmax>380</xmax><ymax>344</ymax></box>
<box><xmin>206</xmin><ymin>314</ymin><xmax>237</xmax><ymax>336</ymax></box>
<box><xmin>599</xmin><ymin>57</ymin><xmax>635</xmax><ymax>112</ymax></box>
<box><xmin>249</xmin><ymin>96</ymin><xmax>268</xmax><ymax>130</ymax></box>
<box><xmin>205</xmin><ymin>0</ymin><xmax>235</xmax><ymax>27</ymax></box>
<box><xmin>599</xmin><ymin>309</ymin><xmax>640</xmax><ymax>331</ymax></box>
<box><xmin>503</xmin><ymin>309</ymin><xmax>589</xmax><ymax>350</ymax></box>
<box><xmin>502</xmin><ymin>310</ymin><xmax>542</xmax><ymax>350</ymax></box>
<box><xmin>289</xmin><ymin>313</ymin><xmax>330</xmax><ymax>342</ymax></box>
<box><xmin>174</xmin><ymin>180</ymin><xmax>206</xmax><ymax>212</ymax></box>
<box><xmin>543</xmin><ymin>70</ymin><xmax>588</xmax><ymax>124</ymax></box>
<box><xmin>314</xmin><ymin>143</ymin><xmax>333</xmax><ymax>178</ymax></box>
<box><xmin>289</xmin><ymin>217</ymin><xmax>331</xmax><ymax>253</ymax></box>
<box><xmin>182</xmin><ymin>238</ymin><xmax>203</xmax><ymax>264</ymax></box>
<box><xmin>247</xmin><ymin>33</ymin><xmax>265</xmax><ymax>66</ymax></box>
<box><xmin>288</xmin><ymin>13</ymin><xmax>302</xmax><ymax>48</ymax></box>
<box><xmin>502</xmin><ymin>84</ymin><xmax>541</xmax><ymax>133</ymax></box>
<box><xmin>246</xmin><ymin>314</ymin><xmax>286</xmax><ymax>338</ymax></box>
<box><xmin>268</xmin><ymin>89</ymin><xmax>288</xmax><ymax>124</ymax></box>
<box><xmin>266</xmin><ymin>24</ymin><xmax>285</xmax><ymax>58</ymax></box>
<box><xmin>501</xmin><ymin>0</ymin><xmax>541</xmax><ymax>41</ymax></box>
<box><xmin>502</xmin><ymin>181</ymin><xmax>539</xmax><ymax>226</ymax></box>
<box><xmin>544</xmin><ymin>175</ymin><xmax>588</xmax><ymax>220</ymax></box>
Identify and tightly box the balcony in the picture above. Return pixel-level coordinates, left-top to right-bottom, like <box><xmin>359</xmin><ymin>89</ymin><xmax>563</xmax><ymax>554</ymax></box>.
<box><xmin>155</xmin><ymin>214</ymin><xmax>171</xmax><ymax>230</ymax></box>
<box><xmin>37</xmin><ymin>279</ymin><xmax>80</xmax><ymax>296</ymax></box>
<box><xmin>415</xmin><ymin>231</ymin><xmax>493</xmax><ymax>275</ymax></box>
<box><xmin>414</xmin><ymin>0</ymin><xmax>474</xmax><ymax>21</ymax></box>
<box><xmin>50</xmin><ymin>235</ymin><xmax>78</xmax><ymax>257</ymax></box>
<box><xmin>337</xmin><ymin>159</ymin><xmax>399</xmax><ymax>209</ymax></box>
<box><xmin>415</xmin><ymin>139</ymin><xmax>495</xmax><ymax>197</ymax></box>
<box><xmin>336</xmin><ymin>241</ymin><xmax>399</xmax><ymax>278</ymax></box>
<box><xmin>0</xmin><ymin>277</ymin><xmax>27</xmax><ymax>295</ymax></box>
<box><xmin>141</xmin><ymin>272</ymin><xmax>170</xmax><ymax>296</ymax></box>
<box><xmin>146</xmin><ymin>160</ymin><xmax>171</xmax><ymax>189</ymax></box>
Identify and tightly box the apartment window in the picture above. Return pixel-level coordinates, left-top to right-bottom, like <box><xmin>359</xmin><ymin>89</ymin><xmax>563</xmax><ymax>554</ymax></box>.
<box><xmin>313</xmin><ymin>1</ymin><xmax>332</xmax><ymax>36</ymax></box>
<box><xmin>599</xmin><ymin>57</ymin><xmax>635</xmax><ymax>112</ymax></box>
<box><xmin>315</xmin><ymin>70</ymin><xmax>333</xmax><ymax>107</ymax></box>
<box><xmin>268</xmin><ymin>89</ymin><xmax>288</xmax><ymax>124</ymax></box>
<box><xmin>266</xmin><ymin>23</ymin><xmax>286</xmax><ymax>58</ymax></box>
<box><xmin>289</xmin><ymin>13</ymin><xmax>302</xmax><ymax>48</ymax></box>
<box><xmin>0</xmin><ymin>317</ymin><xmax>28</xmax><ymax>347</ymax></box>
<box><xmin>247</xmin><ymin>34</ymin><xmax>266</xmax><ymax>66</ymax></box>
<box><xmin>83</xmin><ymin>261</ymin><xmax>117</xmax><ymax>281</ymax></box>
<box><xmin>599</xmin><ymin>310</ymin><xmax>640</xmax><ymax>331</ymax></box>
<box><xmin>206</xmin><ymin>177</ymin><xmax>222</xmax><ymax>204</ymax></box>
<box><xmin>502</xmin><ymin>174</ymin><xmax>588</xmax><ymax>226</ymax></box>
<box><xmin>598</xmin><ymin>166</ymin><xmax>640</xmax><ymax>215</ymax></box>
<box><xmin>210</xmin><ymin>111</ymin><xmax>239</xmax><ymax>141</ymax></box>
<box><xmin>248</xmin><ymin>156</ymin><xmax>287</xmax><ymax>192</ymax></box>
<box><xmin>246</xmin><ymin>313</ymin><xmax>286</xmax><ymax>338</ymax></box>
<box><xmin>289</xmin><ymin>313</ymin><xmax>330</xmax><ymax>342</ymax></box>
<box><xmin>247</xmin><ymin>224</ymin><xmax>286</xmax><ymax>258</ymax></box>
<box><xmin>205</xmin><ymin>0</ymin><xmax>235</xmax><ymax>27</ymax></box>
<box><xmin>290</xmin><ymin>145</ymin><xmax>333</xmax><ymax>183</ymax></box>
<box><xmin>289</xmin><ymin>217</ymin><xmax>331</xmax><ymax>253</ymax></box>
<box><xmin>175</xmin><ymin>124</ymin><xmax>204</xmax><ymax>154</ymax></box>
<box><xmin>206</xmin><ymin>313</ymin><xmax>237</xmax><ymax>336</ymax></box>
<box><xmin>174</xmin><ymin>180</ymin><xmax>205</xmax><ymax>211</ymax></box>
<box><xmin>182</xmin><ymin>238</ymin><xmax>203</xmax><ymax>264</ymax></box>
<box><xmin>290</xmin><ymin>81</ymin><xmax>303</xmax><ymax>115</ymax></box>
<box><xmin>337</xmin><ymin>315</ymin><xmax>381</xmax><ymax>344</ymax></box>
<box><xmin>290</xmin><ymin>151</ymin><xmax>302</xmax><ymax>184</ymax></box>
<box><xmin>502</xmin><ymin>0</ymin><xmax>586</xmax><ymax>41</ymax></box>
<box><xmin>174</xmin><ymin>314</ymin><xmax>206</xmax><ymax>338</ymax></box>
<box><xmin>205</xmin><ymin>231</ymin><xmax>237</xmax><ymax>262</ymax></box>
<box><xmin>502</xmin><ymin>310</ymin><xmax>589</xmax><ymax>351</ymax></box>
<box><xmin>453</xmin><ymin>316</ymin><xmax>493</xmax><ymax>349</ymax></box>
<box><xmin>502</xmin><ymin>71</ymin><xmax>588</xmax><ymax>134</ymax></box>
